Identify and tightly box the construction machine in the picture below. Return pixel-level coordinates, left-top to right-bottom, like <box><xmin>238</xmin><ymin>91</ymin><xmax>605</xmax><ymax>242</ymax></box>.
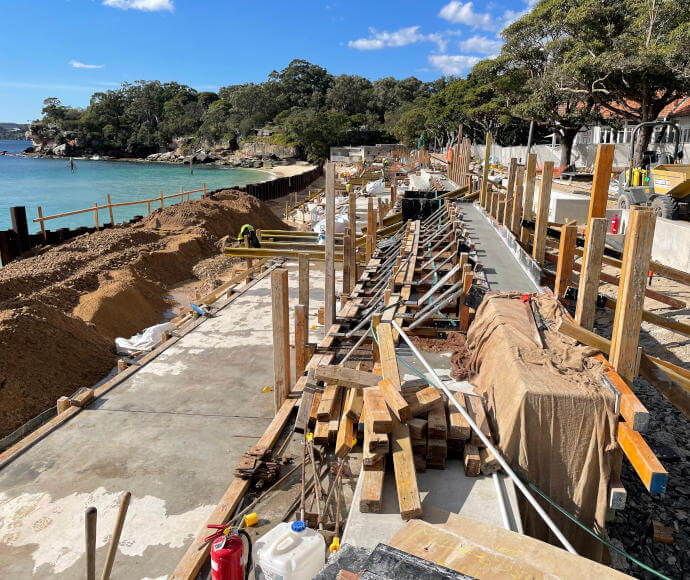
<box><xmin>617</xmin><ymin>121</ymin><xmax>690</xmax><ymax>219</ymax></box>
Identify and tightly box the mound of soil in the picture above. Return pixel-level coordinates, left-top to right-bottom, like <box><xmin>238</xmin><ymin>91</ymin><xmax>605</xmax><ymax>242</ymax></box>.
<box><xmin>411</xmin><ymin>331</ymin><xmax>472</xmax><ymax>381</ymax></box>
<box><xmin>0</xmin><ymin>189</ymin><xmax>286</xmax><ymax>437</ymax></box>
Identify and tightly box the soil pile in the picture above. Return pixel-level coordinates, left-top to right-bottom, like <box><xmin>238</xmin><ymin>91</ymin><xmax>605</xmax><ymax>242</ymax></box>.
<box><xmin>411</xmin><ymin>331</ymin><xmax>471</xmax><ymax>381</ymax></box>
<box><xmin>0</xmin><ymin>189</ymin><xmax>285</xmax><ymax>437</ymax></box>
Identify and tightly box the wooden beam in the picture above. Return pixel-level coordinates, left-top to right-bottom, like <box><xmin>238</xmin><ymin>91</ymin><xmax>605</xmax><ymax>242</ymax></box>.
<box><xmin>363</xmin><ymin>388</ymin><xmax>393</xmax><ymax>433</ymax></box>
<box><xmin>448</xmin><ymin>393</ymin><xmax>470</xmax><ymax>441</ymax></box>
<box><xmin>502</xmin><ymin>158</ymin><xmax>518</xmax><ymax>228</ymax></box>
<box><xmin>271</xmin><ymin>268</ymin><xmax>291</xmax><ymax>413</ymax></box>
<box><xmin>480</xmin><ymin>132</ymin><xmax>491</xmax><ymax>208</ymax></box>
<box><xmin>609</xmin><ymin>207</ymin><xmax>656</xmax><ymax>384</ymax></box>
<box><xmin>295</xmin><ymin>304</ymin><xmax>307</xmax><ymax>379</ymax></box>
<box><xmin>554</xmin><ymin>220</ymin><xmax>577</xmax><ymax>299</ymax></box>
<box><xmin>404</xmin><ymin>386</ymin><xmax>444</xmax><ymax>417</ymax></box>
<box><xmin>317</xmin><ymin>385</ymin><xmax>341</xmax><ymax>421</ymax></box>
<box><xmin>532</xmin><ymin>161</ymin><xmax>554</xmax><ymax>266</ymax></box>
<box><xmin>510</xmin><ymin>165</ymin><xmax>525</xmax><ymax>236</ymax></box>
<box><xmin>464</xmin><ymin>394</ymin><xmax>492</xmax><ymax>446</ymax></box>
<box><xmin>325</xmin><ymin>161</ymin><xmax>336</xmax><ymax>329</ymax></box>
<box><xmin>464</xmin><ymin>443</ymin><xmax>481</xmax><ymax>477</ymax></box>
<box><xmin>618</xmin><ymin>421</ymin><xmax>667</xmax><ymax>493</ymax></box>
<box><xmin>575</xmin><ymin>217</ymin><xmax>607</xmax><ymax>331</ymax></box>
<box><xmin>298</xmin><ymin>253</ymin><xmax>309</xmax><ymax>343</ymax></box>
<box><xmin>584</xmin><ymin>144</ymin><xmax>615</xmax><ymax>257</ymax></box>
<box><xmin>366</xmin><ymin>197</ymin><xmax>376</xmax><ymax>261</ymax></box>
<box><xmin>379</xmin><ymin>377</ymin><xmax>412</xmax><ymax>423</ymax></box>
<box><xmin>314</xmin><ymin>365</ymin><xmax>380</xmax><ymax>389</ymax></box>
<box><xmin>520</xmin><ymin>153</ymin><xmax>538</xmax><ymax>245</ymax></box>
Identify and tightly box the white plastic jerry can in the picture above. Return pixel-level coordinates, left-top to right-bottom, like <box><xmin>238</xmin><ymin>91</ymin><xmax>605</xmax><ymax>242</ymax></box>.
<box><xmin>254</xmin><ymin>520</ymin><xmax>326</xmax><ymax>580</ymax></box>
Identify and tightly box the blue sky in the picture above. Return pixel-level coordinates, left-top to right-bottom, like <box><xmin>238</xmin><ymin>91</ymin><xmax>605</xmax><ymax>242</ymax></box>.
<box><xmin>0</xmin><ymin>0</ymin><xmax>535</xmax><ymax>123</ymax></box>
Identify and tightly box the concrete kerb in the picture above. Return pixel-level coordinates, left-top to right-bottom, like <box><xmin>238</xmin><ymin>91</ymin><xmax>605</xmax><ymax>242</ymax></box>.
<box><xmin>0</xmin><ymin>259</ymin><xmax>284</xmax><ymax>471</ymax></box>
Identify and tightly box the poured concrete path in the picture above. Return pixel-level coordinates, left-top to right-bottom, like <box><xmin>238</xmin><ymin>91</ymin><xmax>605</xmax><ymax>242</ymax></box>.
<box><xmin>0</xmin><ymin>262</ymin><xmax>329</xmax><ymax>579</ymax></box>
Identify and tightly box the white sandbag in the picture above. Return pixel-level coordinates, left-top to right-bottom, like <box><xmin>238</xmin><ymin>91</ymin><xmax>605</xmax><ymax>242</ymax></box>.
<box><xmin>365</xmin><ymin>178</ymin><xmax>386</xmax><ymax>195</ymax></box>
<box><xmin>312</xmin><ymin>213</ymin><xmax>349</xmax><ymax>241</ymax></box>
<box><xmin>115</xmin><ymin>322</ymin><xmax>172</xmax><ymax>355</ymax></box>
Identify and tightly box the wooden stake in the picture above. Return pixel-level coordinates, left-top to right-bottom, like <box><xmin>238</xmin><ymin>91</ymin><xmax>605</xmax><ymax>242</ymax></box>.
<box><xmin>584</xmin><ymin>144</ymin><xmax>615</xmax><ymax>256</ymax></box>
<box><xmin>93</xmin><ymin>203</ymin><xmax>99</xmax><ymax>230</ymax></box>
<box><xmin>295</xmin><ymin>304</ymin><xmax>307</xmax><ymax>379</ymax></box>
<box><xmin>107</xmin><ymin>194</ymin><xmax>114</xmax><ymax>225</ymax></box>
<box><xmin>160</xmin><ymin>190</ymin><xmax>164</xmax><ymax>209</ymax></box>
<box><xmin>37</xmin><ymin>206</ymin><xmax>46</xmax><ymax>241</ymax></box>
<box><xmin>366</xmin><ymin>198</ymin><xmax>375</xmax><ymax>261</ymax></box>
<box><xmin>57</xmin><ymin>396</ymin><xmax>70</xmax><ymax>414</ymax></box>
<box><xmin>532</xmin><ymin>161</ymin><xmax>554</xmax><ymax>266</ymax></box>
<box><xmin>502</xmin><ymin>158</ymin><xmax>518</xmax><ymax>227</ymax></box>
<box><xmin>609</xmin><ymin>207</ymin><xmax>656</xmax><ymax>384</ymax></box>
<box><xmin>554</xmin><ymin>220</ymin><xmax>577</xmax><ymax>299</ymax></box>
<box><xmin>271</xmin><ymin>268</ymin><xmax>291</xmax><ymax>412</ymax></box>
<box><xmin>510</xmin><ymin>166</ymin><xmax>525</xmax><ymax>236</ymax></box>
<box><xmin>100</xmin><ymin>492</ymin><xmax>131</xmax><ymax>580</ymax></box>
<box><xmin>244</xmin><ymin>235</ymin><xmax>252</xmax><ymax>284</ymax></box>
<box><xmin>520</xmin><ymin>154</ymin><xmax>537</xmax><ymax>245</ymax></box>
<box><xmin>575</xmin><ymin>217</ymin><xmax>607</xmax><ymax>330</ymax></box>
<box><xmin>325</xmin><ymin>162</ymin><xmax>336</xmax><ymax>329</ymax></box>
<box><xmin>85</xmin><ymin>507</ymin><xmax>97</xmax><ymax>580</ymax></box>
<box><xmin>343</xmin><ymin>232</ymin><xmax>352</xmax><ymax>296</ymax></box>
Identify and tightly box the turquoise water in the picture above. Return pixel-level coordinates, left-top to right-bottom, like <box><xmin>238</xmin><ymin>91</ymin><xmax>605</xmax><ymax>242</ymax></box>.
<box><xmin>0</xmin><ymin>140</ymin><xmax>273</xmax><ymax>233</ymax></box>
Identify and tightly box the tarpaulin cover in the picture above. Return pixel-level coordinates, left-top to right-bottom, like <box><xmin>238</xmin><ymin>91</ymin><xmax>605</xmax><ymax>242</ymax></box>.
<box><xmin>466</xmin><ymin>292</ymin><xmax>617</xmax><ymax>561</ymax></box>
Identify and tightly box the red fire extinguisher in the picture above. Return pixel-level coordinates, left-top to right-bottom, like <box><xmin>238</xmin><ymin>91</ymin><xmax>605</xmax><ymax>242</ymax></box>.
<box><xmin>207</xmin><ymin>525</ymin><xmax>253</xmax><ymax>580</ymax></box>
<box><xmin>610</xmin><ymin>214</ymin><xmax>619</xmax><ymax>234</ymax></box>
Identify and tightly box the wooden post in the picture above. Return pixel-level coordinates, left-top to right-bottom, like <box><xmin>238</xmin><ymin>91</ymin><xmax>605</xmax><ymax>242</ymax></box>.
<box><xmin>295</xmin><ymin>304</ymin><xmax>307</xmax><ymax>379</ymax></box>
<box><xmin>203</xmin><ymin>182</ymin><xmax>207</xmax><ymax>198</ymax></box>
<box><xmin>575</xmin><ymin>217</ymin><xmax>607</xmax><ymax>331</ymax></box>
<box><xmin>160</xmin><ymin>190</ymin><xmax>164</xmax><ymax>209</ymax></box>
<box><xmin>180</xmin><ymin>186</ymin><xmax>185</xmax><ymax>204</ymax></box>
<box><xmin>609</xmin><ymin>207</ymin><xmax>656</xmax><ymax>384</ymax></box>
<box><xmin>343</xmin><ymin>232</ymin><xmax>352</xmax><ymax>296</ymax></box>
<box><xmin>325</xmin><ymin>162</ymin><xmax>336</xmax><ymax>329</ymax></box>
<box><xmin>57</xmin><ymin>396</ymin><xmax>70</xmax><ymax>414</ymax></box>
<box><xmin>459</xmin><ymin>270</ymin><xmax>473</xmax><ymax>331</ymax></box>
<box><xmin>271</xmin><ymin>268</ymin><xmax>291</xmax><ymax>413</ymax></box>
<box><xmin>520</xmin><ymin>153</ymin><xmax>538</xmax><ymax>245</ymax></box>
<box><xmin>117</xmin><ymin>359</ymin><xmax>127</xmax><ymax>373</ymax></box>
<box><xmin>93</xmin><ymin>203</ymin><xmax>99</xmax><ymax>230</ymax></box>
<box><xmin>298</xmin><ymin>253</ymin><xmax>309</xmax><ymax>345</ymax></box>
<box><xmin>106</xmin><ymin>194</ymin><xmax>114</xmax><ymax>225</ymax></box>
<box><xmin>554</xmin><ymin>220</ymin><xmax>577</xmax><ymax>299</ymax></box>
<box><xmin>244</xmin><ymin>235</ymin><xmax>252</xmax><ymax>284</ymax></box>
<box><xmin>532</xmin><ymin>161</ymin><xmax>554</xmax><ymax>266</ymax></box>
<box><xmin>366</xmin><ymin>197</ymin><xmax>375</xmax><ymax>261</ymax></box>
<box><xmin>147</xmin><ymin>201</ymin><xmax>151</xmax><ymax>216</ymax></box>
<box><xmin>101</xmin><ymin>491</ymin><xmax>131</xmax><ymax>580</ymax></box>
<box><xmin>510</xmin><ymin>166</ymin><xmax>525</xmax><ymax>236</ymax></box>
<box><xmin>85</xmin><ymin>507</ymin><xmax>97</xmax><ymax>580</ymax></box>
<box><xmin>502</xmin><ymin>158</ymin><xmax>518</xmax><ymax>227</ymax></box>
<box><xmin>348</xmin><ymin>190</ymin><xmax>357</xmax><ymax>290</ymax></box>
<box><xmin>584</xmin><ymin>144</ymin><xmax>616</xmax><ymax>256</ymax></box>
<box><xmin>480</xmin><ymin>132</ymin><xmax>491</xmax><ymax>208</ymax></box>
<box><xmin>36</xmin><ymin>206</ymin><xmax>46</xmax><ymax>241</ymax></box>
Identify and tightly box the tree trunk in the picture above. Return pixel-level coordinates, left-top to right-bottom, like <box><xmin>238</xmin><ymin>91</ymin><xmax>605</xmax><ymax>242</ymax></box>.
<box><xmin>559</xmin><ymin>128</ymin><xmax>579</xmax><ymax>169</ymax></box>
<box><xmin>634</xmin><ymin>123</ymin><xmax>653</xmax><ymax>167</ymax></box>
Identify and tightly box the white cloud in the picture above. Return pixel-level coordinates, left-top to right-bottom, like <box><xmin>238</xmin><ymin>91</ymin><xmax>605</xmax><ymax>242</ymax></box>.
<box><xmin>349</xmin><ymin>26</ymin><xmax>446</xmax><ymax>51</ymax></box>
<box><xmin>438</xmin><ymin>2</ymin><xmax>494</xmax><ymax>30</ymax></box>
<box><xmin>458</xmin><ymin>35</ymin><xmax>502</xmax><ymax>55</ymax></box>
<box><xmin>428</xmin><ymin>54</ymin><xmax>481</xmax><ymax>75</ymax></box>
<box><xmin>69</xmin><ymin>60</ymin><xmax>105</xmax><ymax>69</ymax></box>
<box><xmin>103</xmin><ymin>0</ymin><xmax>173</xmax><ymax>11</ymax></box>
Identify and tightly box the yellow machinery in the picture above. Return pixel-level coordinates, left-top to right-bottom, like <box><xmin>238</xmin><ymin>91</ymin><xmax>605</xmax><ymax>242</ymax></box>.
<box><xmin>618</xmin><ymin>121</ymin><xmax>689</xmax><ymax>219</ymax></box>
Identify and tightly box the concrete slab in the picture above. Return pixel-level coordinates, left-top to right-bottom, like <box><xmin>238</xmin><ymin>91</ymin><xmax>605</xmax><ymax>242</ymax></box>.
<box><xmin>460</xmin><ymin>204</ymin><xmax>538</xmax><ymax>293</ymax></box>
<box><xmin>0</xmin><ymin>261</ymin><xmax>335</xmax><ymax>579</ymax></box>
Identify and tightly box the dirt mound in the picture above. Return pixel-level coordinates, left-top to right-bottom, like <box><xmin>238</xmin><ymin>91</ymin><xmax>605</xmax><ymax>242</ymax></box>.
<box><xmin>411</xmin><ymin>331</ymin><xmax>472</xmax><ymax>381</ymax></box>
<box><xmin>0</xmin><ymin>189</ymin><xmax>286</xmax><ymax>437</ymax></box>
<box><xmin>0</xmin><ymin>301</ymin><xmax>116</xmax><ymax>436</ymax></box>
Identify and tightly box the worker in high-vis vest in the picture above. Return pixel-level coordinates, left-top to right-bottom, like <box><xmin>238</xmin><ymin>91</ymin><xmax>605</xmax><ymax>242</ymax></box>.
<box><xmin>237</xmin><ymin>224</ymin><xmax>261</xmax><ymax>248</ymax></box>
<box><xmin>346</xmin><ymin>183</ymin><xmax>351</xmax><ymax>194</ymax></box>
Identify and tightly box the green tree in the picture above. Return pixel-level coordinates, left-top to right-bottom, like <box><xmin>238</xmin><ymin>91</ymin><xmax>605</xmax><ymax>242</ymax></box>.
<box><xmin>393</xmin><ymin>107</ymin><xmax>427</xmax><ymax>148</ymax></box>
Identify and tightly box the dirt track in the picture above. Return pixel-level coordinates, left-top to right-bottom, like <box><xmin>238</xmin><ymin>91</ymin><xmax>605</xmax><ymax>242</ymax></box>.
<box><xmin>0</xmin><ymin>190</ymin><xmax>286</xmax><ymax>437</ymax></box>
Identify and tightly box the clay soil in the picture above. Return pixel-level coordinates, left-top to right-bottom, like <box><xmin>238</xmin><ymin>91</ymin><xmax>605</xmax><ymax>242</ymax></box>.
<box><xmin>0</xmin><ymin>190</ymin><xmax>286</xmax><ymax>438</ymax></box>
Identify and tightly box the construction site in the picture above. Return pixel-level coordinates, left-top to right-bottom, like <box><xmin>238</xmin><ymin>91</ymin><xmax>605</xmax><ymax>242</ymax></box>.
<box><xmin>0</xmin><ymin>137</ymin><xmax>688</xmax><ymax>580</ymax></box>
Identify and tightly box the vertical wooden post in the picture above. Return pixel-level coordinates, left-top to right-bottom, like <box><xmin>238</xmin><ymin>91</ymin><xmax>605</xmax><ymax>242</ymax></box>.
<box><xmin>85</xmin><ymin>507</ymin><xmax>97</xmax><ymax>580</ymax></box>
<box><xmin>502</xmin><ymin>158</ymin><xmax>518</xmax><ymax>227</ymax></box>
<box><xmin>295</xmin><ymin>304</ymin><xmax>307</xmax><ymax>379</ymax></box>
<box><xmin>93</xmin><ymin>203</ymin><xmax>99</xmax><ymax>230</ymax></box>
<box><xmin>459</xmin><ymin>269</ymin><xmax>473</xmax><ymax>331</ymax></box>
<box><xmin>37</xmin><ymin>206</ymin><xmax>46</xmax><ymax>241</ymax></box>
<box><xmin>203</xmin><ymin>182</ymin><xmax>207</xmax><ymax>198</ymax></box>
<box><xmin>343</xmin><ymin>232</ymin><xmax>352</xmax><ymax>296</ymax></box>
<box><xmin>366</xmin><ymin>197</ymin><xmax>375</xmax><ymax>261</ymax></box>
<box><xmin>106</xmin><ymin>194</ymin><xmax>114</xmax><ymax>225</ymax></box>
<box><xmin>325</xmin><ymin>162</ymin><xmax>336</xmax><ymax>330</ymax></box>
<box><xmin>532</xmin><ymin>161</ymin><xmax>554</xmax><ymax>266</ymax></box>
<box><xmin>609</xmin><ymin>207</ymin><xmax>656</xmax><ymax>384</ymax></box>
<box><xmin>271</xmin><ymin>268</ymin><xmax>291</xmax><ymax>412</ymax></box>
<box><xmin>160</xmin><ymin>190</ymin><xmax>164</xmax><ymax>209</ymax></box>
<box><xmin>554</xmin><ymin>220</ymin><xmax>577</xmax><ymax>299</ymax></box>
<box><xmin>575</xmin><ymin>217</ymin><xmax>607</xmax><ymax>331</ymax></box>
<box><xmin>244</xmin><ymin>235</ymin><xmax>252</xmax><ymax>284</ymax></box>
<box><xmin>510</xmin><ymin>166</ymin><xmax>525</xmax><ymax>236</ymax></box>
<box><xmin>520</xmin><ymin>153</ymin><xmax>538</xmax><ymax>245</ymax></box>
<box><xmin>147</xmin><ymin>201</ymin><xmax>151</xmax><ymax>216</ymax></box>
<box><xmin>480</xmin><ymin>132</ymin><xmax>492</xmax><ymax>208</ymax></box>
<box><xmin>180</xmin><ymin>186</ymin><xmax>185</xmax><ymax>204</ymax></box>
<box><xmin>391</xmin><ymin>177</ymin><xmax>397</xmax><ymax>205</ymax></box>
<box><xmin>57</xmin><ymin>396</ymin><xmax>70</xmax><ymax>414</ymax></box>
<box><xmin>348</xmin><ymin>190</ymin><xmax>357</xmax><ymax>290</ymax></box>
<box><xmin>584</xmin><ymin>144</ymin><xmax>616</xmax><ymax>256</ymax></box>
<box><xmin>462</xmin><ymin>138</ymin><xmax>471</xmax><ymax>188</ymax></box>
<box><xmin>298</xmin><ymin>253</ymin><xmax>309</xmax><ymax>343</ymax></box>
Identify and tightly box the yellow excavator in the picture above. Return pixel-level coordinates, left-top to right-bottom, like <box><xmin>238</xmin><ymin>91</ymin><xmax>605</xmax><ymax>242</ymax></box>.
<box><xmin>617</xmin><ymin>121</ymin><xmax>690</xmax><ymax>219</ymax></box>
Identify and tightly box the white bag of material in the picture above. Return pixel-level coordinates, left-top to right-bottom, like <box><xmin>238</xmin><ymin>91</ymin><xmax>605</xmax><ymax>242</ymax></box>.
<box><xmin>115</xmin><ymin>322</ymin><xmax>172</xmax><ymax>355</ymax></box>
<box><xmin>365</xmin><ymin>178</ymin><xmax>386</xmax><ymax>195</ymax></box>
<box><xmin>312</xmin><ymin>214</ymin><xmax>349</xmax><ymax>241</ymax></box>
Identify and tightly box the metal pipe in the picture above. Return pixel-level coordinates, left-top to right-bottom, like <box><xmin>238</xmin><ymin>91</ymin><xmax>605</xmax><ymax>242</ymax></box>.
<box><xmin>417</xmin><ymin>263</ymin><xmax>461</xmax><ymax>305</ymax></box>
<box><xmin>408</xmin><ymin>286</ymin><xmax>465</xmax><ymax>330</ymax></box>
<box><xmin>493</xmin><ymin>473</ymin><xmax>512</xmax><ymax>531</ymax></box>
<box><xmin>420</xmin><ymin>239</ymin><xmax>454</xmax><ymax>269</ymax></box>
<box><xmin>339</xmin><ymin>328</ymin><xmax>370</xmax><ymax>364</ymax></box>
<box><xmin>419</xmin><ymin>250</ymin><xmax>456</xmax><ymax>283</ymax></box>
<box><xmin>391</xmin><ymin>320</ymin><xmax>578</xmax><ymax>555</ymax></box>
<box><xmin>412</xmin><ymin>279</ymin><xmax>464</xmax><ymax>321</ymax></box>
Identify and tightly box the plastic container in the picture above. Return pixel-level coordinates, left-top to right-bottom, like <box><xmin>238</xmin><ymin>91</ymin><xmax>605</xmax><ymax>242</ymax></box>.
<box><xmin>254</xmin><ymin>520</ymin><xmax>325</xmax><ymax>580</ymax></box>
